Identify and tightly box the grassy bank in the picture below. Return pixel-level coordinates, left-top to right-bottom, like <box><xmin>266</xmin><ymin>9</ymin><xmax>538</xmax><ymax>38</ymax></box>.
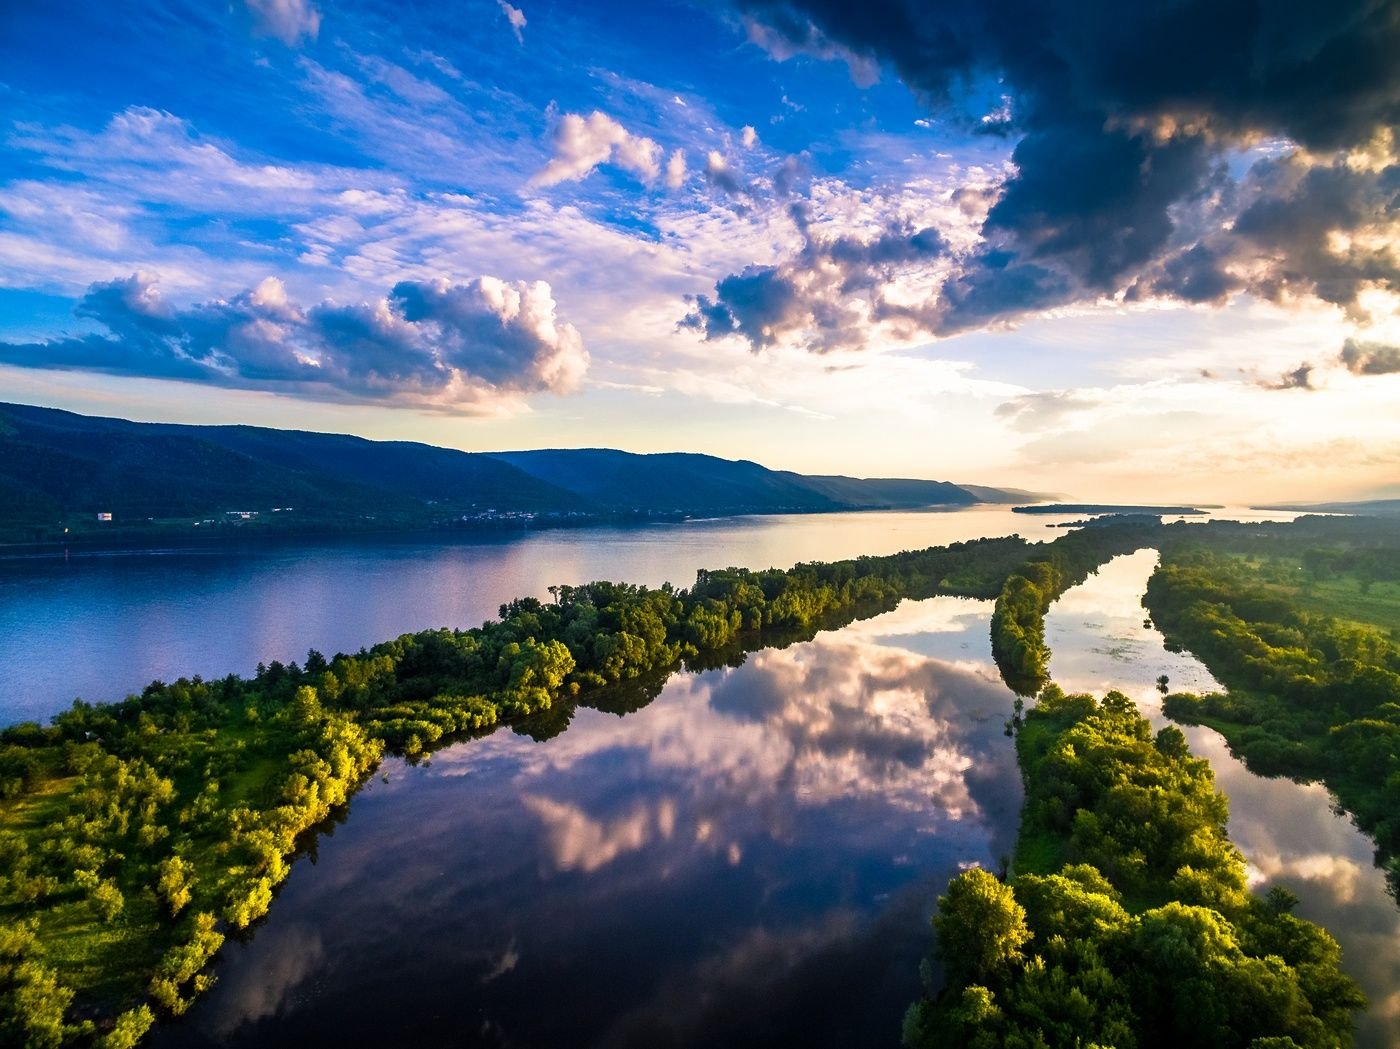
<box><xmin>1143</xmin><ymin>526</ymin><xmax>1400</xmax><ymax>893</ymax></box>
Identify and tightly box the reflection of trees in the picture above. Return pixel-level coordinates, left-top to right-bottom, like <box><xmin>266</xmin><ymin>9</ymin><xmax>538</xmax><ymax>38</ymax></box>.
<box><xmin>581</xmin><ymin>669</ymin><xmax>672</xmax><ymax>717</ymax></box>
<box><xmin>511</xmin><ymin>699</ymin><xmax>577</xmax><ymax>741</ymax></box>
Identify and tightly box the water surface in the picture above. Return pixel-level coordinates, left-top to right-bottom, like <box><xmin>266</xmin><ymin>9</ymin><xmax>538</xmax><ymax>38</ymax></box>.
<box><xmin>153</xmin><ymin>597</ymin><xmax>1020</xmax><ymax>1048</ymax></box>
<box><xmin>0</xmin><ymin>504</ymin><xmax>1295</xmax><ymax>725</ymax></box>
<box><xmin>2</xmin><ymin>506</ymin><xmax>1054</xmax><ymax>724</ymax></box>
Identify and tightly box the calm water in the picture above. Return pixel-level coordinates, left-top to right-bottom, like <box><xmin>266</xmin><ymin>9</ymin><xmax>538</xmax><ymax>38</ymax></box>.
<box><xmin>10</xmin><ymin>506</ymin><xmax>1384</xmax><ymax>1046</ymax></box>
<box><xmin>0</xmin><ymin>504</ymin><xmax>1293</xmax><ymax>725</ymax></box>
<box><xmin>152</xmin><ymin>596</ymin><xmax>1020</xmax><ymax>1048</ymax></box>
<box><xmin>0</xmin><ymin>506</ymin><xmax>1061</xmax><ymax>725</ymax></box>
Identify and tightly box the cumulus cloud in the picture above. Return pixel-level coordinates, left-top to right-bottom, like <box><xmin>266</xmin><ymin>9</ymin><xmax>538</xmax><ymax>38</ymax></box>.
<box><xmin>245</xmin><ymin>0</ymin><xmax>321</xmax><ymax>46</ymax></box>
<box><xmin>703</xmin><ymin>150</ymin><xmax>745</xmax><ymax>197</ymax></box>
<box><xmin>665</xmin><ymin>148</ymin><xmax>688</xmax><ymax>190</ymax></box>
<box><xmin>740</xmin><ymin>125</ymin><xmax>759</xmax><ymax>149</ymax></box>
<box><xmin>1340</xmin><ymin>338</ymin><xmax>1400</xmax><ymax>375</ymax></box>
<box><xmin>497</xmin><ymin>1</ymin><xmax>526</xmax><ymax>44</ymax></box>
<box><xmin>715</xmin><ymin>0</ymin><xmax>1400</xmax><ymax>345</ymax></box>
<box><xmin>682</xmin><ymin>201</ymin><xmax>947</xmax><ymax>351</ymax></box>
<box><xmin>0</xmin><ymin>272</ymin><xmax>587</xmax><ymax>412</ymax></box>
<box><xmin>994</xmin><ymin>390</ymin><xmax>1101</xmax><ymax>432</ymax></box>
<box><xmin>530</xmin><ymin>111</ymin><xmax>662</xmax><ymax>187</ymax></box>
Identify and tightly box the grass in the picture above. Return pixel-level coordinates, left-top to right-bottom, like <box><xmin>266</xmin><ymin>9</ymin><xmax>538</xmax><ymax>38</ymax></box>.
<box><xmin>36</xmin><ymin>896</ymin><xmax>165</xmax><ymax>1008</ymax></box>
<box><xmin>1219</xmin><ymin>552</ymin><xmax>1400</xmax><ymax>635</ymax></box>
<box><xmin>1292</xmin><ymin>576</ymin><xmax>1400</xmax><ymax>634</ymax></box>
<box><xmin>1009</xmin><ymin>708</ymin><xmax>1069</xmax><ymax>879</ymax></box>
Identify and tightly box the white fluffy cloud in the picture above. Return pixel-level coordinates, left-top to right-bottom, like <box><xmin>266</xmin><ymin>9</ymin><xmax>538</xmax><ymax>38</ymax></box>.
<box><xmin>530</xmin><ymin>111</ymin><xmax>662</xmax><ymax>187</ymax></box>
<box><xmin>665</xmin><ymin>148</ymin><xmax>688</xmax><ymax>190</ymax></box>
<box><xmin>244</xmin><ymin>0</ymin><xmax>321</xmax><ymax>46</ymax></box>
<box><xmin>497</xmin><ymin>1</ymin><xmax>526</xmax><ymax>44</ymax></box>
<box><xmin>0</xmin><ymin>272</ymin><xmax>588</xmax><ymax>413</ymax></box>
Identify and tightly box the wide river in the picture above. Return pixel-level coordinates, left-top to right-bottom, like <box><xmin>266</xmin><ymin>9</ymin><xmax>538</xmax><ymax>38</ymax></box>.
<box><xmin>2</xmin><ymin>505</ymin><xmax>1394</xmax><ymax>1046</ymax></box>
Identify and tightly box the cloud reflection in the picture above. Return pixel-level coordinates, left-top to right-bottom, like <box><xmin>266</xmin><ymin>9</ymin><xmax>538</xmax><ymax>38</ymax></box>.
<box><xmin>484</xmin><ymin>598</ymin><xmax>1021</xmax><ymax>880</ymax></box>
<box><xmin>165</xmin><ymin>596</ymin><xmax>1020</xmax><ymax>1049</ymax></box>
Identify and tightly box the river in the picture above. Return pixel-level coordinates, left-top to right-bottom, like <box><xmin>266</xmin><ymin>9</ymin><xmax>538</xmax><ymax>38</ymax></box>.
<box><xmin>1043</xmin><ymin>550</ymin><xmax>1400</xmax><ymax>1046</ymax></box>
<box><xmin>0</xmin><ymin>504</ymin><xmax>1286</xmax><ymax>725</ymax></box>
<box><xmin>6</xmin><ymin>505</ymin><xmax>1390</xmax><ymax>1046</ymax></box>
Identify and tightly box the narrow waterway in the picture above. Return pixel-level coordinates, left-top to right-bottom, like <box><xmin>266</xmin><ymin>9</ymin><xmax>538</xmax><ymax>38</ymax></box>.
<box><xmin>1044</xmin><ymin>550</ymin><xmax>1400</xmax><ymax>1046</ymax></box>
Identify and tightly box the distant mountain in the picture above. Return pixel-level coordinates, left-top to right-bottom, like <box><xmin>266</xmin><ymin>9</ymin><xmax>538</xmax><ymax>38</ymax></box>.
<box><xmin>774</xmin><ymin>472</ymin><xmax>974</xmax><ymax>509</ymax></box>
<box><xmin>0</xmin><ymin>402</ymin><xmax>575</xmax><ymax>522</ymax></box>
<box><xmin>0</xmin><ymin>402</ymin><xmax>1019</xmax><ymax>543</ymax></box>
<box><xmin>489</xmin><ymin>449</ymin><xmax>835</xmax><ymax>513</ymax></box>
<box><xmin>956</xmin><ymin>484</ymin><xmax>1050</xmax><ymax>505</ymax></box>
<box><xmin>1257</xmin><ymin>498</ymin><xmax>1400</xmax><ymax>516</ymax></box>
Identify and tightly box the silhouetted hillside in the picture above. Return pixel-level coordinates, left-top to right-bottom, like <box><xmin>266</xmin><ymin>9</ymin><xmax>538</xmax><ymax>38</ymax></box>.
<box><xmin>0</xmin><ymin>402</ymin><xmax>1016</xmax><ymax>543</ymax></box>
<box><xmin>490</xmin><ymin>449</ymin><xmax>838</xmax><ymax>513</ymax></box>
<box><xmin>782</xmin><ymin>473</ymin><xmax>973</xmax><ymax>509</ymax></box>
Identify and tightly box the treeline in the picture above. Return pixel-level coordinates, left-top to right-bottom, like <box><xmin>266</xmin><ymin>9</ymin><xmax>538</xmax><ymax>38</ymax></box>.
<box><xmin>307</xmin><ymin>533</ymin><xmax>1034</xmax><ymax>752</ymax></box>
<box><xmin>0</xmin><ymin>531</ymin><xmax>1062</xmax><ymax>1046</ymax></box>
<box><xmin>991</xmin><ymin>523</ymin><xmax>1160</xmax><ymax>695</ymax></box>
<box><xmin>1143</xmin><ymin>545</ymin><xmax>1400</xmax><ymax>891</ymax></box>
<box><xmin>904</xmin><ymin>688</ymin><xmax>1365</xmax><ymax>1048</ymax></box>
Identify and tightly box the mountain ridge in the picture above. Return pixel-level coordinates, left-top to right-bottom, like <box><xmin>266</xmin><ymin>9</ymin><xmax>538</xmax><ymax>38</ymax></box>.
<box><xmin>0</xmin><ymin>402</ymin><xmax>1023</xmax><ymax>543</ymax></box>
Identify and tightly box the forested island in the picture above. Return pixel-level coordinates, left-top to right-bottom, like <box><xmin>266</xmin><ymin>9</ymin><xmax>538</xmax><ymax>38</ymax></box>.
<box><xmin>905</xmin><ymin>688</ymin><xmax>1364</xmax><ymax>1048</ymax></box>
<box><xmin>1</xmin><ymin>514</ymin><xmax>1391</xmax><ymax>1046</ymax></box>
<box><xmin>1012</xmin><ymin>504</ymin><xmax>1207</xmax><ymax>516</ymax></box>
<box><xmin>0</xmin><ymin>530</ymin><xmax>1044</xmax><ymax>1044</ymax></box>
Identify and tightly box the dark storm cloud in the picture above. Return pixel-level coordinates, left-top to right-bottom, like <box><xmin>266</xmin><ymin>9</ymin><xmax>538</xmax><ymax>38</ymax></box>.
<box><xmin>735</xmin><ymin>0</ymin><xmax>1400</xmax><ymax>148</ymax></box>
<box><xmin>681</xmin><ymin>202</ymin><xmax>947</xmax><ymax>350</ymax></box>
<box><xmin>1228</xmin><ymin>156</ymin><xmax>1400</xmax><ymax>311</ymax></box>
<box><xmin>0</xmin><ymin>273</ymin><xmax>587</xmax><ymax>411</ymax></box>
<box><xmin>699</xmin><ymin>0</ymin><xmax>1400</xmax><ymax>348</ymax></box>
<box><xmin>1260</xmin><ymin>362</ymin><xmax>1317</xmax><ymax>391</ymax></box>
<box><xmin>1339</xmin><ymin>338</ymin><xmax>1400</xmax><ymax>375</ymax></box>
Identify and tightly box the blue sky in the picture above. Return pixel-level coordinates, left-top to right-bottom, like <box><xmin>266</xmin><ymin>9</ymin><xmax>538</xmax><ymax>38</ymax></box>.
<box><xmin>1</xmin><ymin>0</ymin><xmax>1397</xmax><ymax>501</ymax></box>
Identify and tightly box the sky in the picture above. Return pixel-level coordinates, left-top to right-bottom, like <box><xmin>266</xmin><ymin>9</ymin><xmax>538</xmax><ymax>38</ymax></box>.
<box><xmin>0</xmin><ymin>0</ymin><xmax>1397</xmax><ymax>503</ymax></box>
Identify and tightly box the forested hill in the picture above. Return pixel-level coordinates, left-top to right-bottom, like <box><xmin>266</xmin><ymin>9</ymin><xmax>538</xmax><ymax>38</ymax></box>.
<box><xmin>487</xmin><ymin>448</ymin><xmax>837</xmax><ymax>512</ymax></box>
<box><xmin>0</xmin><ymin>402</ymin><xmax>1010</xmax><ymax>542</ymax></box>
<box><xmin>491</xmin><ymin>448</ymin><xmax>985</xmax><ymax>512</ymax></box>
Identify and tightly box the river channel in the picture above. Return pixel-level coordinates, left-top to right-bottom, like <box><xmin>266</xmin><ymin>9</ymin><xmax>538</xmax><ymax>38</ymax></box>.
<box><xmin>4</xmin><ymin>507</ymin><xmax>1390</xmax><ymax>1045</ymax></box>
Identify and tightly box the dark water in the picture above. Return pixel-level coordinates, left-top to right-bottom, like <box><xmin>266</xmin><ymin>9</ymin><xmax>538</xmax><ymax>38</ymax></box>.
<box><xmin>152</xmin><ymin>597</ymin><xmax>1020</xmax><ymax>1048</ymax></box>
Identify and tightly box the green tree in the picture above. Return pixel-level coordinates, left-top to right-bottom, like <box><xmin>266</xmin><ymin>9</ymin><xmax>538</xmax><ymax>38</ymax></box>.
<box><xmin>935</xmin><ymin>868</ymin><xmax>1031</xmax><ymax>986</ymax></box>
